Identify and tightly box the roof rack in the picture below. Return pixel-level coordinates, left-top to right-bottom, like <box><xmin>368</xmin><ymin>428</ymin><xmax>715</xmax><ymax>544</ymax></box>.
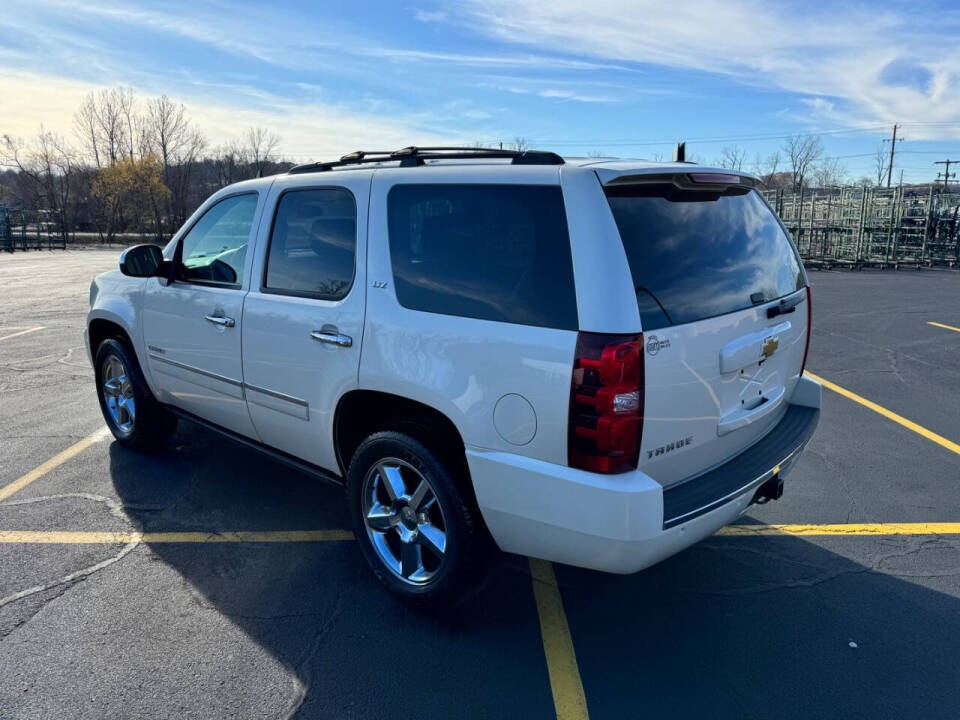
<box><xmin>287</xmin><ymin>146</ymin><xmax>564</xmax><ymax>174</ymax></box>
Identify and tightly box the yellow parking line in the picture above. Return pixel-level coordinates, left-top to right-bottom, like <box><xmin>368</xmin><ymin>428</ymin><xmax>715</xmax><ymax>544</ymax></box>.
<box><xmin>0</xmin><ymin>427</ymin><xmax>113</xmax><ymax>501</ymax></box>
<box><xmin>0</xmin><ymin>530</ymin><xmax>354</xmax><ymax>544</ymax></box>
<box><xmin>2</xmin><ymin>524</ymin><xmax>957</xmax><ymax>544</ymax></box>
<box><xmin>529</xmin><ymin>558</ymin><xmax>590</xmax><ymax>720</ymax></box>
<box><xmin>719</xmin><ymin>523</ymin><xmax>960</xmax><ymax>536</ymax></box>
<box><xmin>805</xmin><ymin>371</ymin><xmax>960</xmax><ymax>457</ymax></box>
<box><xmin>0</xmin><ymin>326</ymin><xmax>44</xmax><ymax>342</ymax></box>
<box><xmin>928</xmin><ymin>321</ymin><xmax>960</xmax><ymax>334</ymax></box>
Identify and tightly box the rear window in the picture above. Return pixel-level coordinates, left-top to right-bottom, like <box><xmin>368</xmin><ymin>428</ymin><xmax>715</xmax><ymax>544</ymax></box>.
<box><xmin>605</xmin><ymin>185</ymin><xmax>804</xmax><ymax>330</ymax></box>
<box><xmin>387</xmin><ymin>184</ymin><xmax>578</xmax><ymax>331</ymax></box>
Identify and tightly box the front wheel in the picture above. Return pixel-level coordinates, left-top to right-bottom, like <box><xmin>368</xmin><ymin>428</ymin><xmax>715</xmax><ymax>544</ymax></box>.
<box><xmin>94</xmin><ymin>338</ymin><xmax>176</xmax><ymax>451</ymax></box>
<box><xmin>347</xmin><ymin>431</ymin><xmax>489</xmax><ymax>605</ymax></box>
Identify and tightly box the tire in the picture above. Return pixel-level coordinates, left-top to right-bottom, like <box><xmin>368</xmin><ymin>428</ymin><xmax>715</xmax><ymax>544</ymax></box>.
<box><xmin>94</xmin><ymin>337</ymin><xmax>176</xmax><ymax>451</ymax></box>
<box><xmin>347</xmin><ymin>431</ymin><xmax>489</xmax><ymax>606</ymax></box>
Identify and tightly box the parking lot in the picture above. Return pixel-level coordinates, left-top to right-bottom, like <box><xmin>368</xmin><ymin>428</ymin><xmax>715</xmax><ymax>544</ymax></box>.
<box><xmin>1</xmin><ymin>250</ymin><xmax>959</xmax><ymax>719</ymax></box>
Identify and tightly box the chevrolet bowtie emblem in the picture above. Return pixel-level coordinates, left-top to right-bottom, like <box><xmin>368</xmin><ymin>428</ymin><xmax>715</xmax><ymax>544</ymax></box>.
<box><xmin>761</xmin><ymin>336</ymin><xmax>779</xmax><ymax>359</ymax></box>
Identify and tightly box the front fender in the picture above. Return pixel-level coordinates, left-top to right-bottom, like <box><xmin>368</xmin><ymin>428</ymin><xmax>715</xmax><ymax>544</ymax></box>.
<box><xmin>87</xmin><ymin>271</ymin><xmax>157</xmax><ymax>394</ymax></box>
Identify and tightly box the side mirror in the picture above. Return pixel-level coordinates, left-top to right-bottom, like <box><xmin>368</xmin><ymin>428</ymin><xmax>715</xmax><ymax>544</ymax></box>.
<box><xmin>119</xmin><ymin>244</ymin><xmax>165</xmax><ymax>278</ymax></box>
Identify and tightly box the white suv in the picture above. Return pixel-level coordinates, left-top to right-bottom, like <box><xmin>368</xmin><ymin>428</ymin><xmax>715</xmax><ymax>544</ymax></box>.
<box><xmin>86</xmin><ymin>147</ymin><xmax>820</xmax><ymax>603</ymax></box>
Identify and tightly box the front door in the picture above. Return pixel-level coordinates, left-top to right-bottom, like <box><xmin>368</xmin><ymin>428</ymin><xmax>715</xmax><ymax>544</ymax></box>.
<box><xmin>241</xmin><ymin>176</ymin><xmax>368</xmax><ymax>472</ymax></box>
<box><xmin>142</xmin><ymin>191</ymin><xmax>262</xmax><ymax>438</ymax></box>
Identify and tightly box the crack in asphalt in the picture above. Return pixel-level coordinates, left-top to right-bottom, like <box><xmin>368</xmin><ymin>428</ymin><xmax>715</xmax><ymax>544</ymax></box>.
<box><xmin>279</xmin><ymin>591</ymin><xmax>345</xmax><ymax>720</ymax></box>
<box><xmin>0</xmin><ymin>493</ymin><xmax>138</xmax><ymax>612</ymax></box>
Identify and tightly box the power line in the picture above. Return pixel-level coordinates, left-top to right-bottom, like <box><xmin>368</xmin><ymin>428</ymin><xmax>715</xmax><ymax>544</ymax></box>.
<box><xmin>934</xmin><ymin>159</ymin><xmax>959</xmax><ymax>189</ymax></box>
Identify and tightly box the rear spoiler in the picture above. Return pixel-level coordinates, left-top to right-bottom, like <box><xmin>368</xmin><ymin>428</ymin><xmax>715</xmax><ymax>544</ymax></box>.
<box><xmin>599</xmin><ymin>170</ymin><xmax>764</xmax><ymax>191</ymax></box>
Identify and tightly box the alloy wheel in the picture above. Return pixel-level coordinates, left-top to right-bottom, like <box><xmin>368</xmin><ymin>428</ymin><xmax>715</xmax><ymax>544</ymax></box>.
<box><xmin>102</xmin><ymin>353</ymin><xmax>136</xmax><ymax>436</ymax></box>
<box><xmin>361</xmin><ymin>457</ymin><xmax>448</xmax><ymax>585</ymax></box>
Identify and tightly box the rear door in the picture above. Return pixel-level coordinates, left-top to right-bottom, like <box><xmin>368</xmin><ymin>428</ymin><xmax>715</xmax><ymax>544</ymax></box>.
<box><xmin>240</xmin><ymin>174</ymin><xmax>368</xmax><ymax>473</ymax></box>
<box><xmin>601</xmin><ymin>173</ymin><xmax>809</xmax><ymax>486</ymax></box>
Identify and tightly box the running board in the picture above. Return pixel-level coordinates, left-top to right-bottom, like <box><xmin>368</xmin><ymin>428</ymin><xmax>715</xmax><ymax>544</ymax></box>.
<box><xmin>163</xmin><ymin>405</ymin><xmax>345</xmax><ymax>487</ymax></box>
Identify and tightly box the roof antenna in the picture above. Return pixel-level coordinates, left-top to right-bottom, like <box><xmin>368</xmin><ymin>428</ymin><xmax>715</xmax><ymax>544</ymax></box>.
<box><xmin>673</xmin><ymin>141</ymin><xmax>686</xmax><ymax>163</ymax></box>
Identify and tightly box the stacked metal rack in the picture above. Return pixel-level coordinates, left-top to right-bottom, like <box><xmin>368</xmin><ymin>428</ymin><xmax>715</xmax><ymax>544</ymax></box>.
<box><xmin>0</xmin><ymin>207</ymin><xmax>65</xmax><ymax>252</ymax></box>
<box><xmin>764</xmin><ymin>185</ymin><xmax>960</xmax><ymax>268</ymax></box>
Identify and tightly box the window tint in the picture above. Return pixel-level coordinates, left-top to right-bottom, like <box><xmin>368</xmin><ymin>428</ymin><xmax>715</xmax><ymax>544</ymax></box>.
<box><xmin>605</xmin><ymin>185</ymin><xmax>804</xmax><ymax>331</ymax></box>
<box><xmin>387</xmin><ymin>184</ymin><xmax>578</xmax><ymax>330</ymax></box>
<box><xmin>177</xmin><ymin>193</ymin><xmax>258</xmax><ymax>287</ymax></box>
<box><xmin>264</xmin><ymin>188</ymin><xmax>357</xmax><ymax>299</ymax></box>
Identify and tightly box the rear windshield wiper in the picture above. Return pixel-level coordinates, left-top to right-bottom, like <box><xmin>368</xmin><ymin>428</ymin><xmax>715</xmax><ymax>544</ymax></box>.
<box><xmin>636</xmin><ymin>285</ymin><xmax>674</xmax><ymax>326</ymax></box>
<box><xmin>765</xmin><ymin>292</ymin><xmax>804</xmax><ymax>319</ymax></box>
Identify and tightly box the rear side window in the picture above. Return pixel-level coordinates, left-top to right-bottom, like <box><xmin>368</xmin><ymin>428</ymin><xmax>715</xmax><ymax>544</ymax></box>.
<box><xmin>264</xmin><ymin>188</ymin><xmax>356</xmax><ymax>300</ymax></box>
<box><xmin>606</xmin><ymin>185</ymin><xmax>804</xmax><ymax>330</ymax></box>
<box><xmin>387</xmin><ymin>184</ymin><xmax>578</xmax><ymax>330</ymax></box>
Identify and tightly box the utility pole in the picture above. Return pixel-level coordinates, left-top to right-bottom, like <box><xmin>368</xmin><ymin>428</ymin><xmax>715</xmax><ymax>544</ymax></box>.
<box><xmin>884</xmin><ymin>124</ymin><xmax>900</xmax><ymax>188</ymax></box>
<box><xmin>934</xmin><ymin>159</ymin><xmax>958</xmax><ymax>190</ymax></box>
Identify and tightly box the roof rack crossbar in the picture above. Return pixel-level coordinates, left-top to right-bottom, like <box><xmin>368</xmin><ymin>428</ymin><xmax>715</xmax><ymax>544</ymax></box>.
<box><xmin>287</xmin><ymin>146</ymin><xmax>564</xmax><ymax>174</ymax></box>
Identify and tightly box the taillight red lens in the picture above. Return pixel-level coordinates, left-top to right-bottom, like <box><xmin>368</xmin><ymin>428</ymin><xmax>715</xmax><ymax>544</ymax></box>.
<box><xmin>569</xmin><ymin>332</ymin><xmax>644</xmax><ymax>474</ymax></box>
<box><xmin>801</xmin><ymin>286</ymin><xmax>812</xmax><ymax>375</ymax></box>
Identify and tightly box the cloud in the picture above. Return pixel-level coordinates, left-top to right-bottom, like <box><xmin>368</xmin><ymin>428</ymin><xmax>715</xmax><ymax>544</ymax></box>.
<box><xmin>12</xmin><ymin>0</ymin><xmax>630</xmax><ymax>74</ymax></box>
<box><xmin>413</xmin><ymin>8</ymin><xmax>448</xmax><ymax>23</ymax></box>
<box><xmin>455</xmin><ymin>0</ymin><xmax>960</xmax><ymax>136</ymax></box>
<box><xmin>0</xmin><ymin>69</ymin><xmax>452</xmax><ymax>161</ymax></box>
<box><xmin>537</xmin><ymin>88</ymin><xmax>616</xmax><ymax>103</ymax></box>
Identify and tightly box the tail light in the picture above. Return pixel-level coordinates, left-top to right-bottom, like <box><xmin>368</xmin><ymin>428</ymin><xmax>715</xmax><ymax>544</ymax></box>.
<box><xmin>568</xmin><ymin>332</ymin><xmax>644</xmax><ymax>473</ymax></box>
<box><xmin>801</xmin><ymin>286</ymin><xmax>812</xmax><ymax>375</ymax></box>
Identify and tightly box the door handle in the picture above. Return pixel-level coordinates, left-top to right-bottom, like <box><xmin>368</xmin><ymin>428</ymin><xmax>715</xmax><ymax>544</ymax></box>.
<box><xmin>204</xmin><ymin>314</ymin><xmax>235</xmax><ymax>328</ymax></box>
<box><xmin>311</xmin><ymin>330</ymin><xmax>352</xmax><ymax>347</ymax></box>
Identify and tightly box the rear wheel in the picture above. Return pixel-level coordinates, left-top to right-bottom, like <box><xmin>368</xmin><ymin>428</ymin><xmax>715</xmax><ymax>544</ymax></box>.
<box><xmin>347</xmin><ymin>431</ymin><xmax>488</xmax><ymax>605</ymax></box>
<box><xmin>94</xmin><ymin>338</ymin><xmax>176</xmax><ymax>451</ymax></box>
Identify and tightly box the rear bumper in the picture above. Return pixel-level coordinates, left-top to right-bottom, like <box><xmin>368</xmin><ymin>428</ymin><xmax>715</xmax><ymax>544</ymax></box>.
<box><xmin>467</xmin><ymin>375</ymin><xmax>821</xmax><ymax>574</ymax></box>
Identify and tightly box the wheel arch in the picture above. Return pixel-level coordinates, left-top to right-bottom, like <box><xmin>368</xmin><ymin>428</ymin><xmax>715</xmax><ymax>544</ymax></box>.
<box><xmin>87</xmin><ymin>309</ymin><xmax>157</xmax><ymax>396</ymax></box>
<box><xmin>334</xmin><ymin>389</ymin><xmax>483</xmax><ymax>518</ymax></box>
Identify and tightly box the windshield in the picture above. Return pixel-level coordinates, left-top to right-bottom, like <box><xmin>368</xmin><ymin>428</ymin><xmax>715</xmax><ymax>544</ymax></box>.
<box><xmin>605</xmin><ymin>184</ymin><xmax>805</xmax><ymax>330</ymax></box>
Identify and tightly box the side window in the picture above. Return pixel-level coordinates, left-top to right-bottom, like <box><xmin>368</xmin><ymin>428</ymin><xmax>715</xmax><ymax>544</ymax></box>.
<box><xmin>386</xmin><ymin>184</ymin><xmax>578</xmax><ymax>330</ymax></box>
<box><xmin>263</xmin><ymin>188</ymin><xmax>357</xmax><ymax>300</ymax></box>
<box><xmin>176</xmin><ymin>193</ymin><xmax>258</xmax><ymax>287</ymax></box>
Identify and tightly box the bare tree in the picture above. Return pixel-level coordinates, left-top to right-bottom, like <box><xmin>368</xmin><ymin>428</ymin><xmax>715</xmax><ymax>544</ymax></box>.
<box><xmin>810</xmin><ymin>157</ymin><xmax>848</xmax><ymax>188</ymax></box>
<box><xmin>2</xmin><ymin>128</ymin><xmax>80</xmax><ymax>243</ymax></box>
<box><xmin>782</xmin><ymin>135</ymin><xmax>824</xmax><ymax>192</ymax></box>
<box><xmin>872</xmin><ymin>144</ymin><xmax>889</xmax><ymax>187</ymax></box>
<box><xmin>9</xmin><ymin>85</ymin><xmax>303</xmax><ymax>243</ymax></box>
<box><xmin>144</xmin><ymin>95</ymin><xmax>206</xmax><ymax>230</ymax></box>
<box><xmin>245</xmin><ymin>126</ymin><xmax>280</xmax><ymax>178</ymax></box>
<box><xmin>74</xmin><ymin>95</ymin><xmax>102</xmax><ymax>169</ymax></box>
<box><xmin>719</xmin><ymin>145</ymin><xmax>747</xmax><ymax>171</ymax></box>
<box><xmin>511</xmin><ymin>136</ymin><xmax>529</xmax><ymax>152</ymax></box>
<box><xmin>213</xmin><ymin>141</ymin><xmax>251</xmax><ymax>187</ymax></box>
<box><xmin>73</xmin><ymin>88</ymin><xmax>138</xmax><ymax>168</ymax></box>
<box><xmin>752</xmin><ymin>151</ymin><xmax>783</xmax><ymax>186</ymax></box>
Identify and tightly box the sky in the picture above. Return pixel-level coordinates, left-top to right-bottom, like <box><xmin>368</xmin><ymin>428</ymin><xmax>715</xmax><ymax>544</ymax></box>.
<box><xmin>2</xmin><ymin>0</ymin><xmax>960</xmax><ymax>183</ymax></box>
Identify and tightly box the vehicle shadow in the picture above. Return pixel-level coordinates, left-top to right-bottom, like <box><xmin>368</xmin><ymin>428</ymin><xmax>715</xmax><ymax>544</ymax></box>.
<box><xmin>110</xmin><ymin>422</ymin><xmax>960</xmax><ymax>720</ymax></box>
<box><xmin>108</xmin><ymin>421</ymin><xmax>555</xmax><ymax>719</ymax></box>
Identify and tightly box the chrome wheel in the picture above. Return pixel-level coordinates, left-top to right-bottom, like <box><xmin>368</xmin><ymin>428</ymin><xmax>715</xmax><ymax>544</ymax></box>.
<box><xmin>361</xmin><ymin>458</ymin><xmax>448</xmax><ymax>586</ymax></box>
<box><xmin>101</xmin><ymin>353</ymin><xmax>135</xmax><ymax>436</ymax></box>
